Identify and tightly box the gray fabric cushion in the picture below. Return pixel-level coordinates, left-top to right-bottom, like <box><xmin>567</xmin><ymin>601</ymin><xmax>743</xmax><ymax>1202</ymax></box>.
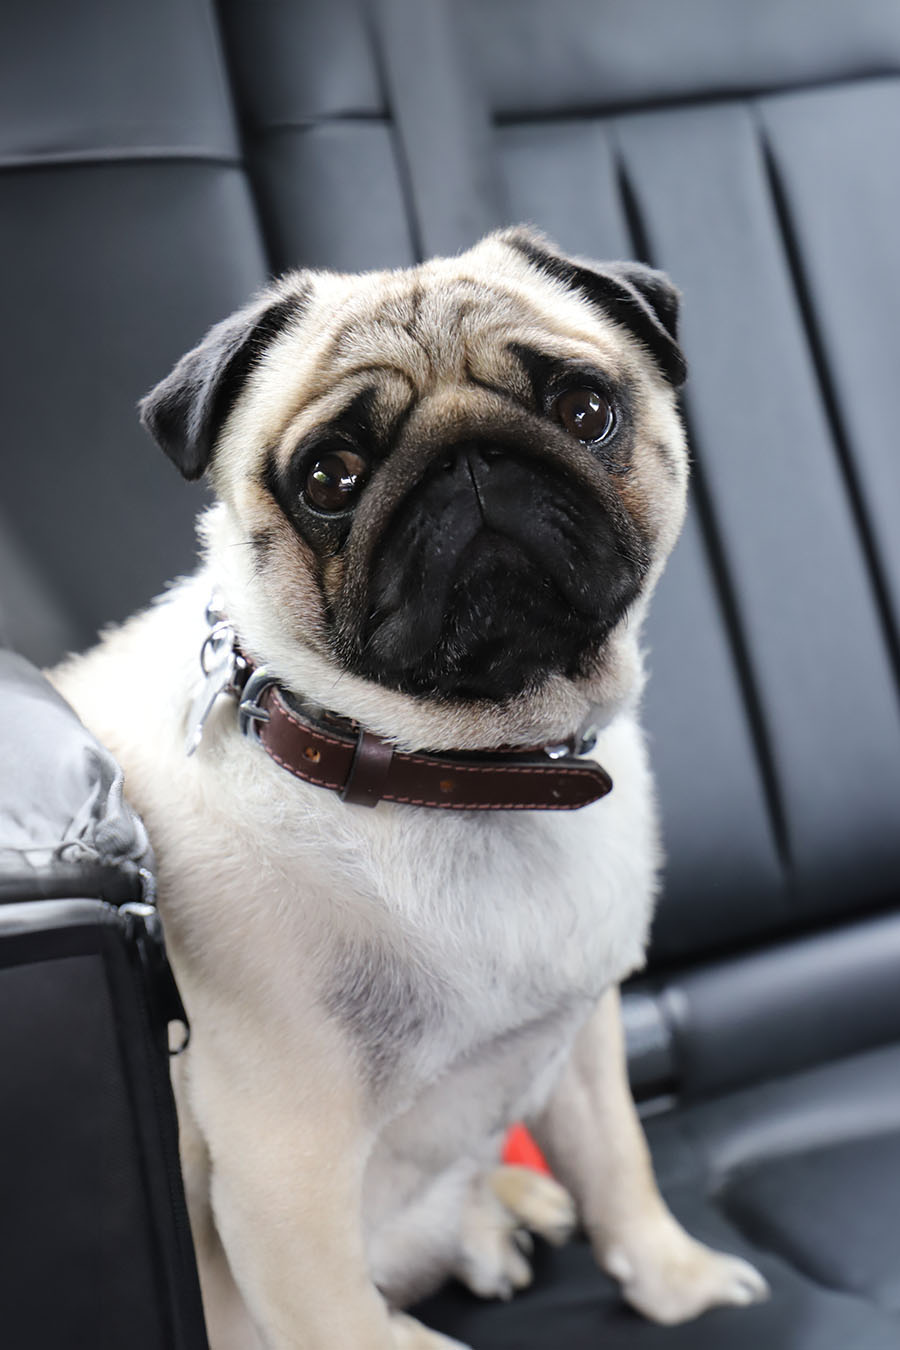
<box><xmin>0</xmin><ymin>650</ymin><xmax>153</xmax><ymax>903</ymax></box>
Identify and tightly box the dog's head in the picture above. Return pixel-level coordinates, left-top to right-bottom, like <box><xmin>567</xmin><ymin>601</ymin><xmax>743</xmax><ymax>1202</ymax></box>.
<box><xmin>141</xmin><ymin>229</ymin><xmax>688</xmax><ymax>747</ymax></box>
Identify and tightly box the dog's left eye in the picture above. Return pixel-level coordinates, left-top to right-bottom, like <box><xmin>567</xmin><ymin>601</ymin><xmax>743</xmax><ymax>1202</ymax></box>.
<box><xmin>304</xmin><ymin>448</ymin><xmax>370</xmax><ymax>512</ymax></box>
<box><xmin>553</xmin><ymin>387</ymin><xmax>614</xmax><ymax>444</ymax></box>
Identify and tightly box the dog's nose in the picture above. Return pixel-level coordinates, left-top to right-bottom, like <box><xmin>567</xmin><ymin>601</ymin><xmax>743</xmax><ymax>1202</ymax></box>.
<box><xmin>471</xmin><ymin>444</ymin><xmax>506</xmax><ymax>463</ymax></box>
<box><xmin>439</xmin><ymin>442</ymin><xmax>506</xmax><ymax>473</ymax></box>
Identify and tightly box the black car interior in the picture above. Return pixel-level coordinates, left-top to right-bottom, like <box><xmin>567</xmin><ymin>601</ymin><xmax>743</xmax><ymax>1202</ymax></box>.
<box><xmin>2</xmin><ymin>2</ymin><xmax>899</xmax><ymax>1346</ymax></box>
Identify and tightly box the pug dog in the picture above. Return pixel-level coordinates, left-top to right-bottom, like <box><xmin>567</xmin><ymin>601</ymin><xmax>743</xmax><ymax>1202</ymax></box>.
<box><xmin>52</xmin><ymin>228</ymin><xmax>768</xmax><ymax>1350</ymax></box>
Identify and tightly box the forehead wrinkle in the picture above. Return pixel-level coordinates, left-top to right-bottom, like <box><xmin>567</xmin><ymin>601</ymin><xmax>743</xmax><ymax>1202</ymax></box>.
<box><xmin>324</xmin><ymin>362</ymin><xmax>417</xmax><ymax>391</ymax></box>
<box><xmin>271</xmin><ymin>368</ymin><xmax>417</xmax><ymax>470</ymax></box>
<box><xmin>329</xmin><ymin>322</ymin><xmax>433</xmax><ymax>388</ymax></box>
<box><xmin>324</xmin><ymin>277</ymin><xmax>526</xmax><ymax>384</ymax></box>
<box><xmin>443</xmin><ymin>278</ymin><xmax>626</xmax><ymax>378</ymax></box>
<box><xmin>259</xmin><ymin>266</ymin><xmax>630</xmax><ymax>465</ymax></box>
<box><xmin>449</xmin><ymin>263</ymin><xmax>635</xmax><ymax>366</ymax></box>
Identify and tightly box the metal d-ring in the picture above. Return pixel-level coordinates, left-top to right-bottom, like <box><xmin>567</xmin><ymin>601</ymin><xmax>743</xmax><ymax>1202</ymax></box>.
<box><xmin>543</xmin><ymin>725</ymin><xmax>600</xmax><ymax>760</ymax></box>
<box><xmin>199</xmin><ymin>620</ymin><xmax>235</xmax><ymax>676</ymax></box>
<box><xmin>577</xmin><ymin>726</ymin><xmax>599</xmax><ymax>757</ymax></box>
<box><xmin>238</xmin><ymin>666</ymin><xmax>279</xmax><ymax>738</ymax></box>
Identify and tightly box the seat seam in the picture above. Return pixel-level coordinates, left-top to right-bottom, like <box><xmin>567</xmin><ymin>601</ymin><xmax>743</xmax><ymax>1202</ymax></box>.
<box><xmin>494</xmin><ymin>69</ymin><xmax>900</xmax><ymax>127</ymax></box>
<box><xmin>609</xmin><ymin>133</ymin><xmax>793</xmax><ymax>878</ymax></box>
<box><xmin>0</xmin><ymin>149</ymin><xmax>242</xmax><ymax>174</ymax></box>
<box><xmin>752</xmin><ymin>103</ymin><xmax>900</xmax><ymax>714</ymax></box>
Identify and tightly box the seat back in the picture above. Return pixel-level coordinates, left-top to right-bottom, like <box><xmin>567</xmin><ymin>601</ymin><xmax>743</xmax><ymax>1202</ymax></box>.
<box><xmin>3</xmin><ymin>0</ymin><xmax>899</xmax><ymax>1082</ymax></box>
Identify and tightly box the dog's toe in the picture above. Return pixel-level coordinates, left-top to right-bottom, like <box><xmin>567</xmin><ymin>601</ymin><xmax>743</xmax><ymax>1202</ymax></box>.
<box><xmin>500</xmin><ymin>1236</ymin><xmax>534</xmax><ymax>1297</ymax></box>
<box><xmin>488</xmin><ymin>1164</ymin><xmax>577</xmax><ymax>1246</ymax></box>
<box><xmin>716</xmin><ymin>1254</ymin><xmax>771</xmax><ymax>1306</ymax></box>
<box><xmin>455</xmin><ymin>1222</ymin><xmax>534</xmax><ymax>1302</ymax></box>
<box><xmin>454</xmin><ymin>1164</ymin><xmax>578</xmax><ymax>1302</ymax></box>
<box><xmin>455</xmin><ymin>1172</ymin><xmax>537</xmax><ymax>1301</ymax></box>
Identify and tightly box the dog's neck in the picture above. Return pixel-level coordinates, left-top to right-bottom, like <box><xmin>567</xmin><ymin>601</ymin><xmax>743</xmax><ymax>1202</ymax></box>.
<box><xmin>188</xmin><ymin>587</ymin><xmax>606</xmax><ymax>756</ymax></box>
<box><xmin>183</xmin><ymin>594</ymin><xmax>614</xmax><ymax>812</ymax></box>
<box><xmin>194</xmin><ymin>510</ymin><xmax>641</xmax><ymax>757</ymax></box>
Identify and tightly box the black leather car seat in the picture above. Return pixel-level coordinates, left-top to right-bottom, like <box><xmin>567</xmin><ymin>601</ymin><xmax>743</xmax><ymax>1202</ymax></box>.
<box><xmin>1</xmin><ymin>1</ymin><xmax>899</xmax><ymax>1346</ymax></box>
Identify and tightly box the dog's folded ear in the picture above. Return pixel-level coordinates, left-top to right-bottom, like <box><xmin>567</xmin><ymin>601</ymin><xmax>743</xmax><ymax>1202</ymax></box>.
<box><xmin>499</xmin><ymin>227</ymin><xmax>686</xmax><ymax>388</ymax></box>
<box><xmin>140</xmin><ymin>289</ymin><xmax>308</xmax><ymax>480</ymax></box>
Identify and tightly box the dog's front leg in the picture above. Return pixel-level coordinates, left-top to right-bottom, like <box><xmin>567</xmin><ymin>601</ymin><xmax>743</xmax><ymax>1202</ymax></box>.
<box><xmin>531</xmin><ymin>987</ymin><xmax>769</xmax><ymax>1324</ymax></box>
<box><xmin>183</xmin><ymin>1004</ymin><xmax>467</xmax><ymax>1350</ymax></box>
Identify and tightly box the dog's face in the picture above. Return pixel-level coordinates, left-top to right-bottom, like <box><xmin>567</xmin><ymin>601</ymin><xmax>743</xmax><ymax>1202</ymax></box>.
<box><xmin>142</xmin><ymin>230</ymin><xmax>688</xmax><ymax>741</ymax></box>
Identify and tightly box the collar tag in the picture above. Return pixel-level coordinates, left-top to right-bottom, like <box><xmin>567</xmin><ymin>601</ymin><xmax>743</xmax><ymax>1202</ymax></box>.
<box><xmin>185</xmin><ymin>620</ymin><xmax>241</xmax><ymax>756</ymax></box>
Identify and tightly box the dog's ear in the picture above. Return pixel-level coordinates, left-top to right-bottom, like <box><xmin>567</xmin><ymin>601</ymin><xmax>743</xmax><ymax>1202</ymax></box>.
<box><xmin>499</xmin><ymin>227</ymin><xmax>686</xmax><ymax>388</ymax></box>
<box><xmin>140</xmin><ymin>288</ymin><xmax>308</xmax><ymax>480</ymax></box>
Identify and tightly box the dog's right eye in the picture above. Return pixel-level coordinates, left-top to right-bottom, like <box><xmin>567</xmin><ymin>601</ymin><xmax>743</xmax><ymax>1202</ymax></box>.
<box><xmin>552</xmin><ymin>386</ymin><xmax>615</xmax><ymax>445</ymax></box>
<box><xmin>304</xmin><ymin>448</ymin><xmax>369</xmax><ymax>512</ymax></box>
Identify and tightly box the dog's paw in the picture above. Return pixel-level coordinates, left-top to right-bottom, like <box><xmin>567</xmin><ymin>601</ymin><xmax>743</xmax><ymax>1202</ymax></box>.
<box><xmin>454</xmin><ymin>1209</ymin><xmax>535</xmax><ymax>1302</ymax></box>
<box><xmin>454</xmin><ymin>1166</ymin><xmax>577</xmax><ymax>1301</ymax></box>
<box><xmin>601</xmin><ymin>1213</ymin><xmax>769</xmax><ymax>1325</ymax></box>
<box><xmin>390</xmin><ymin>1311</ymin><xmax>472</xmax><ymax>1349</ymax></box>
<box><xmin>488</xmin><ymin>1165</ymin><xmax>577</xmax><ymax>1247</ymax></box>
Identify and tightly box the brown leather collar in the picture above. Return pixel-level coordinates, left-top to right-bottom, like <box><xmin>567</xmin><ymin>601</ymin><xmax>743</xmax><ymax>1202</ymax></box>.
<box><xmin>234</xmin><ymin>664</ymin><xmax>612</xmax><ymax>812</ymax></box>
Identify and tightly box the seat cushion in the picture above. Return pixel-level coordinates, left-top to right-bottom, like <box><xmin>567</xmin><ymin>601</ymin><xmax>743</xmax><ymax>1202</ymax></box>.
<box><xmin>417</xmin><ymin>1044</ymin><xmax>900</xmax><ymax>1347</ymax></box>
<box><xmin>724</xmin><ymin>1134</ymin><xmax>900</xmax><ymax>1313</ymax></box>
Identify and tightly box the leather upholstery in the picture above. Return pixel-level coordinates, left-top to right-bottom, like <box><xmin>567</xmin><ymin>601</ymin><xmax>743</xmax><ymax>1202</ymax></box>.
<box><xmin>1</xmin><ymin>1</ymin><xmax>899</xmax><ymax>1344</ymax></box>
<box><xmin>625</xmin><ymin>910</ymin><xmax>900</xmax><ymax>1103</ymax></box>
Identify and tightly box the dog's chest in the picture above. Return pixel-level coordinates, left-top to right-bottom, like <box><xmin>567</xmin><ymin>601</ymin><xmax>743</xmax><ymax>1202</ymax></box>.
<box><xmin>287</xmin><ymin>771</ymin><xmax>656</xmax><ymax>1103</ymax></box>
<box><xmin>155</xmin><ymin>703</ymin><xmax>656</xmax><ymax>1125</ymax></box>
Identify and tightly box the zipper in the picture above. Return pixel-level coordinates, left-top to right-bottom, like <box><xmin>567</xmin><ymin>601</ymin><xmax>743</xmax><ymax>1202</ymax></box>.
<box><xmin>122</xmin><ymin>902</ymin><xmax>190</xmax><ymax>1054</ymax></box>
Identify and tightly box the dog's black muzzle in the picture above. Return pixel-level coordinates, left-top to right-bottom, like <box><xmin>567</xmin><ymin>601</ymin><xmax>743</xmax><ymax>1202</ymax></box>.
<box><xmin>353</xmin><ymin>442</ymin><xmax>648</xmax><ymax>700</ymax></box>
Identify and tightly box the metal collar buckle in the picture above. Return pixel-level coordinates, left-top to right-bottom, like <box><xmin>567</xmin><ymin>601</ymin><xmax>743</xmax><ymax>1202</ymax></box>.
<box><xmin>238</xmin><ymin>666</ymin><xmax>279</xmax><ymax>739</ymax></box>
